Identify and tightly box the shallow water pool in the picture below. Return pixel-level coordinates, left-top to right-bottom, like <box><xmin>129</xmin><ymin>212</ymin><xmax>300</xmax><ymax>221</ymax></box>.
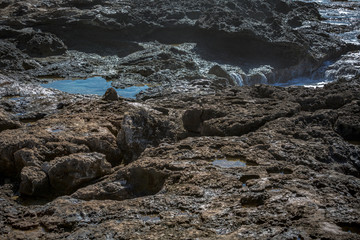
<box><xmin>41</xmin><ymin>77</ymin><xmax>149</xmax><ymax>99</ymax></box>
<box><xmin>212</xmin><ymin>158</ymin><xmax>247</xmax><ymax>168</ymax></box>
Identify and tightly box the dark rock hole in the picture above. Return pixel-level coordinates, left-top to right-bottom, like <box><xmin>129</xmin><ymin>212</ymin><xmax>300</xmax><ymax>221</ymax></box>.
<box><xmin>266</xmin><ymin>167</ymin><xmax>293</xmax><ymax>175</ymax></box>
<box><xmin>127</xmin><ymin>167</ymin><xmax>168</xmax><ymax>197</ymax></box>
<box><xmin>337</xmin><ymin>222</ymin><xmax>360</xmax><ymax>235</ymax></box>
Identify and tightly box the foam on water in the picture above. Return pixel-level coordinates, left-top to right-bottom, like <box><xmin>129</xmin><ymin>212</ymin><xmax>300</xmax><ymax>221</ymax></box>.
<box><xmin>285</xmin><ymin>0</ymin><xmax>360</xmax><ymax>87</ymax></box>
<box><xmin>41</xmin><ymin>77</ymin><xmax>149</xmax><ymax>98</ymax></box>
<box><xmin>273</xmin><ymin>61</ymin><xmax>334</xmax><ymax>88</ymax></box>
<box><xmin>230</xmin><ymin>73</ymin><xmax>244</xmax><ymax>86</ymax></box>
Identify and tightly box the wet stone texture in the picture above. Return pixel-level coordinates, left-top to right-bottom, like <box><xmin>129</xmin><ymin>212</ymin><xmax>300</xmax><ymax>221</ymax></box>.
<box><xmin>0</xmin><ymin>81</ymin><xmax>359</xmax><ymax>239</ymax></box>
<box><xmin>0</xmin><ymin>0</ymin><xmax>360</xmax><ymax>239</ymax></box>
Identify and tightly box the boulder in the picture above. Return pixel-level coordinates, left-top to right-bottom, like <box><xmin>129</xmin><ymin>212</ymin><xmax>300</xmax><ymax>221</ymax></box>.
<box><xmin>118</xmin><ymin>108</ymin><xmax>175</xmax><ymax>163</ymax></box>
<box><xmin>0</xmin><ymin>108</ymin><xmax>20</xmax><ymax>132</ymax></box>
<box><xmin>47</xmin><ymin>152</ymin><xmax>112</xmax><ymax>194</ymax></box>
<box><xmin>14</xmin><ymin>148</ymin><xmax>42</xmax><ymax>172</ymax></box>
<box><xmin>208</xmin><ymin>65</ymin><xmax>235</xmax><ymax>86</ymax></box>
<box><xmin>102</xmin><ymin>88</ymin><xmax>118</xmax><ymax>101</ymax></box>
<box><xmin>19</xmin><ymin>166</ymin><xmax>49</xmax><ymax>196</ymax></box>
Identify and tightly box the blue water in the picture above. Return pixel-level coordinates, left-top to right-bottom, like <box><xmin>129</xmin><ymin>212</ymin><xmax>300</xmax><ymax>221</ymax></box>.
<box><xmin>41</xmin><ymin>77</ymin><xmax>149</xmax><ymax>99</ymax></box>
<box><xmin>212</xmin><ymin>158</ymin><xmax>247</xmax><ymax>168</ymax></box>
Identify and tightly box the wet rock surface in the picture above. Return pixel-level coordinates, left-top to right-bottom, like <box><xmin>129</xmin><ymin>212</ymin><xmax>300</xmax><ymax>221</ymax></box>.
<box><xmin>0</xmin><ymin>0</ymin><xmax>360</xmax><ymax>239</ymax></box>
<box><xmin>0</xmin><ymin>0</ymin><xmax>358</xmax><ymax>88</ymax></box>
<box><xmin>0</xmin><ymin>81</ymin><xmax>359</xmax><ymax>239</ymax></box>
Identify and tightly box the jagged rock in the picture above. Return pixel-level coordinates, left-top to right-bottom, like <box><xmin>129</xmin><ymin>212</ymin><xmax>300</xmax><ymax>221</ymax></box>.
<box><xmin>0</xmin><ymin>0</ymin><xmax>360</xmax><ymax>239</ymax></box>
<box><xmin>0</xmin><ymin>40</ymin><xmax>29</xmax><ymax>70</ymax></box>
<box><xmin>0</xmin><ymin>0</ymin><xmax>352</xmax><ymax>86</ymax></box>
<box><xmin>208</xmin><ymin>65</ymin><xmax>235</xmax><ymax>86</ymax></box>
<box><xmin>47</xmin><ymin>152</ymin><xmax>112</xmax><ymax>194</ymax></box>
<box><xmin>0</xmin><ymin>81</ymin><xmax>359</xmax><ymax>239</ymax></box>
<box><xmin>247</xmin><ymin>72</ymin><xmax>268</xmax><ymax>85</ymax></box>
<box><xmin>14</xmin><ymin>148</ymin><xmax>42</xmax><ymax>172</ymax></box>
<box><xmin>71</xmin><ymin>179</ymin><xmax>131</xmax><ymax>201</ymax></box>
<box><xmin>179</xmin><ymin>88</ymin><xmax>301</xmax><ymax>137</ymax></box>
<box><xmin>0</xmin><ymin>0</ymin><xmax>11</xmax><ymax>8</ymax></box>
<box><xmin>19</xmin><ymin>166</ymin><xmax>49</xmax><ymax>196</ymax></box>
<box><xmin>335</xmin><ymin>100</ymin><xmax>360</xmax><ymax>141</ymax></box>
<box><xmin>17</xmin><ymin>32</ymin><xmax>67</xmax><ymax>57</ymax></box>
<box><xmin>0</xmin><ymin>97</ymin><xmax>126</xmax><ymax>178</ymax></box>
<box><xmin>72</xmin><ymin>159</ymin><xmax>168</xmax><ymax>200</ymax></box>
<box><xmin>102</xmin><ymin>87</ymin><xmax>118</xmax><ymax>101</ymax></box>
<box><xmin>0</xmin><ymin>108</ymin><xmax>20</xmax><ymax>132</ymax></box>
<box><xmin>118</xmin><ymin>108</ymin><xmax>175</xmax><ymax>163</ymax></box>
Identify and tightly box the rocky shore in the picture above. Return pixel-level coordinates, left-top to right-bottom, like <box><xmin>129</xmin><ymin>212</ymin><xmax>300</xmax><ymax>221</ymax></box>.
<box><xmin>0</xmin><ymin>0</ymin><xmax>360</xmax><ymax>239</ymax></box>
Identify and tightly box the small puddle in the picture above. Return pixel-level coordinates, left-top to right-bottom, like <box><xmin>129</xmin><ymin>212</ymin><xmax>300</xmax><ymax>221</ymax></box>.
<box><xmin>46</xmin><ymin>126</ymin><xmax>65</xmax><ymax>133</ymax></box>
<box><xmin>212</xmin><ymin>157</ymin><xmax>257</xmax><ymax>168</ymax></box>
<box><xmin>1</xmin><ymin>95</ymin><xmax>25</xmax><ymax>101</ymax></box>
<box><xmin>338</xmin><ymin>223</ymin><xmax>360</xmax><ymax>235</ymax></box>
<box><xmin>139</xmin><ymin>215</ymin><xmax>161</xmax><ymax>223</ymax></box>
<box><xmin>10</xmin><ymin>97</ymin><xmax>25</xmax><ymax>101</ymax></box>
<box><xmin>41</xmin><ymin>77</ymin><xmax>149</xmax><ymax>99</ymax></box>
<box><xmin>212</xmin><ymin>157</ymin><xmax>246</xmax><ymax>168</ymax></box>
<box><xmin>268</xmin><ymin>188</ymin><xmax>281</xmax><ymax>192</ymax></box>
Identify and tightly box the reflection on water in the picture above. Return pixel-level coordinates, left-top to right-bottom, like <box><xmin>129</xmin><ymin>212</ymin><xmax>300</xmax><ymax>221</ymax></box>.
<box><xmin>41</xmin><ymin>77</ymin><xmax>149</xmax><ymax>99</ymax></box>
<box><xmin>139</xmin><ymin>215</ymin><xmax>161</xmax><ymax>223</ymax></box>
<box><xmin>213</xmin><ymin>158</ymin><xmax>246</xmax><ymax>168</ymax></box>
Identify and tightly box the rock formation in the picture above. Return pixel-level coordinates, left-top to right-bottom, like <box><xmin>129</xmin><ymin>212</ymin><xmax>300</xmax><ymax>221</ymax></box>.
<box><xmin>0</xmin><ymin>0</ymin><xmax>359</xmax><ymax>239</ymax></box>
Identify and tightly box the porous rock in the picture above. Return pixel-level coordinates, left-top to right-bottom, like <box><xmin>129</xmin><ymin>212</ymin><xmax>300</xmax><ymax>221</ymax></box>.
<box><xmin>19</xmin><ymin>166</ymin><xmax>49</xmax><ymax>196</ymax></box>
<box><xmin>102</xmin><ymin>87</ymin><xmax>118</xmax><ymax>101</ymax></box>
<box><xmin>47</xmin><ymin>152</ymin><xmax>112</xmax><ymax>194</ymax></box>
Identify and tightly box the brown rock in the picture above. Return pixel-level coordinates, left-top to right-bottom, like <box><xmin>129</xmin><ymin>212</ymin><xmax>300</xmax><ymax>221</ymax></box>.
<box><xmin>19</xmin><ymin>166</ymin><xmax>49</xmax><ymax>196</ymax></box>
<box><xmin>47</xmin><ymin>152</ymin><xmax>112</xmax><ymax>194</ymax></box>
<box><xmin>14</xmin><ymin>148</ymin><xmax>42</xmax><ymax>172</ymax></box>
<box><xmin>103</xmin><ymin>87</ymin><xmax>118</xmax><ymax>101</ymax></box>
<box><xmin>0</xmin><ymin>108</ymin><xmax>20</xmax><ymax>132</ymax></box>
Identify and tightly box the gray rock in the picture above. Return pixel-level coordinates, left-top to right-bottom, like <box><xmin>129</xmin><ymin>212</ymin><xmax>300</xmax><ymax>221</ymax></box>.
<box><xmin>208</xmin><ymin>65</ymin><xmax>235</xmax><ymax>86</ymax></box>
<box><xmin>17</xmin><ymin>32</ymin><xmax>67</xmax><ymax>57</ymax></box>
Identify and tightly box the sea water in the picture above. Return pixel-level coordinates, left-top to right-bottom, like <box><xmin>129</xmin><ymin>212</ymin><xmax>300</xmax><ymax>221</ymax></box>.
<box><xmin>274</xmin><ymin>0</ymin><xmax>360</xmax><ymax>87</ymax></box>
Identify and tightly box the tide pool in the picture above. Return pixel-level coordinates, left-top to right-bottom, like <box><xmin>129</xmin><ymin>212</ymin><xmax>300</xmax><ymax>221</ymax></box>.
<box><xmin>41</xmin><ymin>77</ymin><xmax>148</xmax><ymax>99</ymax></box>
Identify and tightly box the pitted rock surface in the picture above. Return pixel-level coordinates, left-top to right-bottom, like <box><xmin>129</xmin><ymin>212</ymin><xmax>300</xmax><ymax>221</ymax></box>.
<box><xmin>0</xmin><ymin>0</ymin><xmax>360</xmax><ymax>239</ymax></box>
